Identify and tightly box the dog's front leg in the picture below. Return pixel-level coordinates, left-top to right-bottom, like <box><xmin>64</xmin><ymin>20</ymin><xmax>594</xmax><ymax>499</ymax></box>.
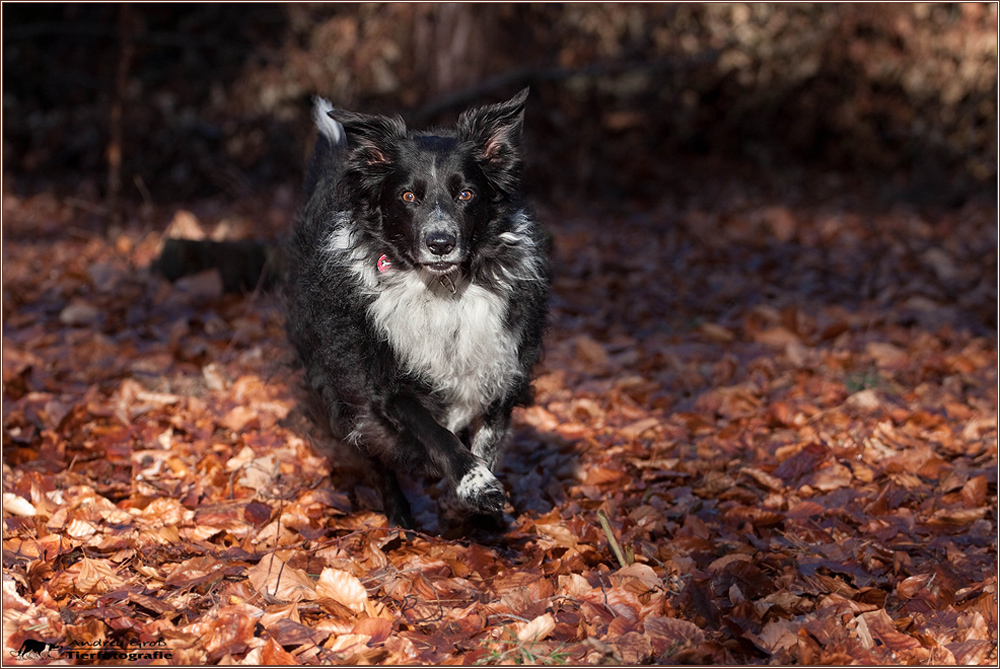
<box><xmin>387</xmin><ymin>394</ymin><xmax>507</xmax><ymax>514</ymax></box>
<box><xmin>470</xmin><ymin>402</ymin><xmax>513</xmax><ymax>472</ymax></box>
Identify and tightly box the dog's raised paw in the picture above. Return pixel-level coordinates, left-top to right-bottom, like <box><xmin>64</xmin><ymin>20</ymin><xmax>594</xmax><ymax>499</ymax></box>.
<box><xmin>455</xmin><ymin>464</ymin><xmax>506</xmax><ymax>514</ymax></box>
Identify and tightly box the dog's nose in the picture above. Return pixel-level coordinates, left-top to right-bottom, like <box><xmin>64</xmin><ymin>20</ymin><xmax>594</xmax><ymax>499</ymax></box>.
<box><xmin>425</xmin><ymin>232</ymin><xmax>457</xmax><ymax>256</ymax></box>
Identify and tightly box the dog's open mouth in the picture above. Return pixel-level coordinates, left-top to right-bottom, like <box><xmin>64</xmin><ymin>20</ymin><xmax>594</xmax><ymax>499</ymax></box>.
<box><xmin>422</xmin><ymin>261</ymin><xmax>459</xmax><ymax>275</ymax></box>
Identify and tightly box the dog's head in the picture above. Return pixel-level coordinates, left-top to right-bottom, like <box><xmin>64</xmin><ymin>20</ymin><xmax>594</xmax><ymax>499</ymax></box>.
<box><xmin>329</xmin><ymin>88</ymin><xmax>529</xmax><ymax>276</ymax></box>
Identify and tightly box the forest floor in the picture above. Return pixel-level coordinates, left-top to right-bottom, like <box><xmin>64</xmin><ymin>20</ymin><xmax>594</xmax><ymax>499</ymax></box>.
<box><xmin>2</xmin><ymin>176</ymin><xmax>997</xmax><ymax>665</ymax></box>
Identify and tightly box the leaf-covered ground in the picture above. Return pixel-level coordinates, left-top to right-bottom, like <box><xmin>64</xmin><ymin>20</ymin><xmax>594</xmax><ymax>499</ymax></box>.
<box><xmin>2</xmin><ymin>182</ymin><xmax>997</xmax><ymax>665</ymax></box>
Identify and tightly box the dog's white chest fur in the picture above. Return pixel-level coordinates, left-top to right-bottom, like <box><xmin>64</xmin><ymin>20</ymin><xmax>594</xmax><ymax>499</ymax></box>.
<box><xmin>369</xmin><ymin>272</ymin><xmax>518</xmax><ymax>432</ymax></box>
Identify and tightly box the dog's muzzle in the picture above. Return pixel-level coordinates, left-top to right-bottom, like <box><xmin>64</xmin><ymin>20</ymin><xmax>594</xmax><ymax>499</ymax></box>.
<box><xmin>421</xmin><ymin>230</ymin><xmax>459</xmax><ymax>273</ymax></box>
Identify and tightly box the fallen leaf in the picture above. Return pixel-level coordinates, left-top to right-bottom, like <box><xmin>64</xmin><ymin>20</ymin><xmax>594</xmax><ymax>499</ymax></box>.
<box><xmin>960</xmin><ymin>476</ymin><xmax>987</xmax><ymax>508</ymax></box>
<box><xmin>247</xmin><ymin>556</ymin><xmax>317</xmax><ymax>602</ymax></box>
<box><xmin>517</xmin><ymin>612</ymin><xmax>556</xmax><ymax>643</ymax></box>
<box><xmin>316</xmin><ymin>569</ymin><xmax>368</xmax><ymax>614</ymax></box>
<box><xmin>3</xmin><ymin>493</ymin><xmax>37</xmax><ymax>516</ymax></box>
<box><xmin>620</xmin><ymin>417</ymin><xmax>660</xmax><ymax>440</ymax></box>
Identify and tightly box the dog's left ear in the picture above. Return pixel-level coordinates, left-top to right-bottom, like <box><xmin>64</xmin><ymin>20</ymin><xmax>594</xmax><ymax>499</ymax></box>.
<box><xmin>458</xmin><ymin>87</ymin><xmax>529</xmax><ymax>190</ymax></box>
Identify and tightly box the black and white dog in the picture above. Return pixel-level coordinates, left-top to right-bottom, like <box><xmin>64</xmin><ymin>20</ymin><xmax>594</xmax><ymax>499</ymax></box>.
<box><xmin>286</xmin><ymin>88</ymin><xmax>549</xmax><ymax>529</ymax></box>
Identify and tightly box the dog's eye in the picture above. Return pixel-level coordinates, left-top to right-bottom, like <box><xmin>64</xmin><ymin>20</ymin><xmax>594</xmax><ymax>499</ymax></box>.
<box><xmin>401</xmin><ymin>191</ymin><xmax>416</xmax><ymax>203</ymax></box>
<box><xmin>457</xmin><ymin>190</ymin><xmax>474</xmax><ymax>202</ymax></box>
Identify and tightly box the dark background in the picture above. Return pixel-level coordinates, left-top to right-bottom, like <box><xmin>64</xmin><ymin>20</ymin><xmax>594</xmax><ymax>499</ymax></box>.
<box><xmin>3</xmin><ymin>3</ymin><xmax>997</xmax><ymax>211</ymax></box>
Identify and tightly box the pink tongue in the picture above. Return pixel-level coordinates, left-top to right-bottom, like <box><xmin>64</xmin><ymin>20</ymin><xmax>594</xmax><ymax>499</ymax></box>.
<box><xmin>377</xmin><ymin>254</ymin><xmax>392</xmax><ymax>273</ymax></box>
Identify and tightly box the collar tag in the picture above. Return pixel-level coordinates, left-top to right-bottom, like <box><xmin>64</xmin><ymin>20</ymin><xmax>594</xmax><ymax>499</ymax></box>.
<box><xmin>377</xmin><ymin>254</ymin><xmax>392</xmax><ymax>273</ymax></box>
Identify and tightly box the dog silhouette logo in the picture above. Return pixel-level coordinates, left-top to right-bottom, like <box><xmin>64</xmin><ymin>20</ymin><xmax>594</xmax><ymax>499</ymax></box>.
<box><xmin>16</xmin><ymin>639</ymin><xmax>57</xmax><ymax>658</ymax></box>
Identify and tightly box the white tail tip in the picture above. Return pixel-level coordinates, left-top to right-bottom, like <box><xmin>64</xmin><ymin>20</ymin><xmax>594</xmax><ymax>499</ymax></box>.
<box><xmin>313</xmin><ymin>97</ymin><xmax>344</xmax><ymax>145</ymax></box>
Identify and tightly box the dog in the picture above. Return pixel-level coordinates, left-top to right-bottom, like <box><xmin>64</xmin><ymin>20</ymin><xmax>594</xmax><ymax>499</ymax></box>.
<box><xmin>16</xmin><ymin>640</ymin><xmax>57</xmax><ymax>659</ymax></box>
<box><xmin>285</xmin><ymin>88</ymin><xmax>550</xmax><ymax>529</ymax></box>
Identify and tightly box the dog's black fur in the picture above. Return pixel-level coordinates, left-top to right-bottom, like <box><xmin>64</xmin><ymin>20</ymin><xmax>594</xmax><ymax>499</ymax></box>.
<box><xmin>285</xmin><ymin>88</ymin><xmax>549</xmax><ymax>529</ymax></box>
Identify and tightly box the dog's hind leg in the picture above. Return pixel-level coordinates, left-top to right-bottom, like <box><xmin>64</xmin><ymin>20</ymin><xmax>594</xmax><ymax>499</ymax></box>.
<box><xmin>345</xmin><ymin>416</ymin><xmax>417</xmax><ymax>529</ymax></box>
<box><xmin>372</xmin><ymin>463</ymin><xmax>415</xmax><ymax>529</ymax></box>
<box><xmin>387</xmin><ymin>395</ymin><xmax>507</xmax><ymax>515</ymax></box>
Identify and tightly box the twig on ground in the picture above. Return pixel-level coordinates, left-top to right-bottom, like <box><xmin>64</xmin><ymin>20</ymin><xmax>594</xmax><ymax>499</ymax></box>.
<box><xmin>597</xmin><ymin>508</ymin><xmax>631</xmax><ymax>569</ymax></box>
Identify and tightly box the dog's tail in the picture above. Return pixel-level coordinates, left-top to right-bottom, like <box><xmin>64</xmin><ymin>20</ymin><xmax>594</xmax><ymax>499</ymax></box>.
<box><xmin>303</xmin><ymin>97</ymin><xmax>347</xmax><ymax>198</ymax></box>
<box><xmin>313</xmin><ymin>97</ymin><xmax>345</xmax><ymax>147</ymax></box>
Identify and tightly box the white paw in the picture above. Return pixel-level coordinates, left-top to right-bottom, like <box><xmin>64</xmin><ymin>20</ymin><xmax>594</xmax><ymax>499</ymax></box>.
<box><xmin>455</xmin><ymin>464</ymin><xmax>506</xmax><ymax>514</ymax></box>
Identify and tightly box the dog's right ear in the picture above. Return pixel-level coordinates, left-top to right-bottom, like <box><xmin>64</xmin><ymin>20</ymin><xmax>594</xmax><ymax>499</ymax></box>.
<box><xmin>327</xmin><ymin>109</ymin><xmax>407</xmax><ymax>166</ymax></box>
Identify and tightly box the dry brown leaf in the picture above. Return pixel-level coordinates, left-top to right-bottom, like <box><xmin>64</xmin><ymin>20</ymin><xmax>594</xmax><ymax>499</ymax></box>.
<box><xmin>759</xmin><ymin>618</ymin><xmax>801</xmax><ymax>652</ymax></box>
<box><xmin>517</xmin><ymin>612</ymin><xmax>556</xmax><ymax>643</ymax></box>
<box><xmin>134</xmin><ymin>497</ymin><xmax>195</xmax><ymax>526</ymax></box>
<box><xmin>532</xmin><ymin>518</ymin><xmax>579</xmax><ymax>549</ymax></box>
<box><xmin>64</xmin><ymin>518</ymin><xmax>99</xmax><ymax>539</ymax></box>
<box><xmin>583</xmin><ymin>465</ymin><xmax>623</xmax><ymax>486</ymax></box>
<box><xmin>750</xmin><ymin>326</ymin><xmax>801</xmax><ymax>348</ymax></box>
<box><xmin>866</xmin><ymin>342</ymin><xmax>908</xmax><ymax>370</ymax></box>
<box><xmin>699</xmin><ymin>322</ymin><xmax>736</xmax><ymax>342</ymax></box>
<box><xmin>896</xmin><ymin>574</ymin><xmax>926</xmax><ymax>600</ymax></box>
<box><xmin>946</xmin><ymin>639</ymin><xmax>993</xmax><ymax>665</ymax></box>
<box><xmin>221</xmin><ymin>405</ymin><xmax>259</xmax><ymax>433</ymax></box>
<box><xmin>557</xmin><ymin>573</ymin><xmax>592</xmax><ymax>598</ymax></box>
<box><xmin>326</xmin><ymin>632</ymin><xmax>371</xmax><ymax>653</ymax></box>
<box><xmin>73</xmin><ymin>557</ymin><xmax>127</xmax><ymax>595</ymax></box>
<box><xmin>846</xmin><ymin>388</ymin><xmax>881</xmax><ymax>412</ymax></box>
<box><xmin>740</xmin><ymin>467</ymin><xmax>784</xmax><ymax>492</ymax></box>
<box><xmin>165</xmin><ymin>209</ymin><xmax>206</xmax><ymax>239</ymax></box>
<box><xmin>247</xmin><ymin>556</ymin><xmax>317</xmax><ymax>602</ymax></box>
<box><xmin>707</xmin><ymin>553</ymin><xmax>752</xmax><ymax>574</ymax></box>
<box><xmin>316</xmin><ymin>568</ymin><xmax>368</xmax><ymax>614</ymax></box>
<box><xmin>517</xmin><ymin>405</ymin><xmax>560</xmax><ymax>432</ymax></box>
<box><xmin>643</xmin><ymin>615</ymin><xmax>706</xmax><ymax>652</ymax></box>
<box><xmin>575</xmin><ymin>335</ymin><xmax>610</xmax><ymax>368</ymax></box>
<box><xmin>612</xmin><ymin>563</ymin><xmax>661</xmax><ymax>593</ymax></box>
<box><xmin>259</xmin><ymin>636</ymin><xmax>301</xmax><ymax>664</ymax></box>
<box><xmin>237</xmin><ymin>454</ymin><xmax>281</xmax><ymax>492</ymax></box>
<box><xmin>930</xmin><ymin>506</ymin><xmax>988</xmax><ymax>525</ymax></box>
<box><xmin>3</xmin><ymin>493</ymin><xmax>37</xmax><ymax>517</ymax></box>
<box><xmin>352</xmin><ymin>616</ymin><xmax>393</xmax><ymax>644</ymax></box>
<box><xmin>184</xmin><ymin>603</ymin><xmax>259</xmax><ymax>658</ymax></box>
<box><xmin>859</xmin><ymin>609</ymin><xmax>924</xmax><ymax>654</ymax></box>
<box><xmin>613</xmin><ymin>630</ymin><xmax>653</xmax><ymax>663</ymax></box>
<box><xmin>786</xmin><ymin>500</ymin><xmax>826</xmax><ymax>518</ymax></box>
<box><xmin>960</xmin><ymin>475</ymin><xmax>987</xmax><ymax>508</ymax></box>
<box><xmin>809</xmin><ymin>462</ymin><xmax>853</xmax><ymax>491</ymax></box>
<box><xmin>620</xmin><ymin>417</ymin><xmax>660</xmax><ymax>440</ymax></box>
<box><xmin>817</xmin><ymin>592</ymin><xmax>879</xmax><ymax>614</ymax></box>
